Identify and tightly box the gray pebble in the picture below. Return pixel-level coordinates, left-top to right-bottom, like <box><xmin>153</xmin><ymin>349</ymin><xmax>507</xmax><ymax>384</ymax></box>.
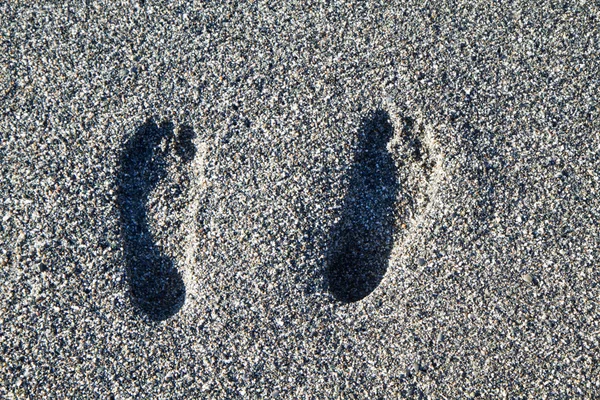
<box><xmin>412</xmin><ymin>359</ymin><xmax>420</xmax><ymax>372</ymax></box>
<box><xmin>436</xmin><ymin>332</ymin><xmax>444</xmax><ymax>343</ymax></box>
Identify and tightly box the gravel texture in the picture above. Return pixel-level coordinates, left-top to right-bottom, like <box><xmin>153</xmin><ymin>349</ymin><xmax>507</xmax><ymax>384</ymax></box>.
<box><xmin>1</xmin><ymin>0</ymin><xmax>600</xmax><ymax>398</ymax></box>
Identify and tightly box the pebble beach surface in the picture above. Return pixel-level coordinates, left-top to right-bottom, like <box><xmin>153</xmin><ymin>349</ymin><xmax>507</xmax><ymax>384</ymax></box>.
<box><xmin>1</xmin><ymin>1</ymin><xmax>600</xmax><ymax>398</ymax></box>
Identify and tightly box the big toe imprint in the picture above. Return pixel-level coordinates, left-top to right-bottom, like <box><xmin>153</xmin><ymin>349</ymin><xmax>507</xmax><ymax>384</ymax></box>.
<box><xmin>117</xmin><ymin>119</ymin><xmax>196</xmax><ymax>321</ymax></box>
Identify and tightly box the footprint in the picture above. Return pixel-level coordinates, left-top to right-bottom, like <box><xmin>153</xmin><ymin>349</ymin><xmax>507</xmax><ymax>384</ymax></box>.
<box><xmin>326</xmin><ymin>107</ymin><xmax>436</xmax><ymax>303</ymax></box>
<box><xmin>326</xmin><ymin>109</ymin><xmax>399</xmax><ymax>303</ymax></box>
<box><xmin>117</xmin><ymin>119</ymin><xmax>196</xmax><ymax>321</ymax></box>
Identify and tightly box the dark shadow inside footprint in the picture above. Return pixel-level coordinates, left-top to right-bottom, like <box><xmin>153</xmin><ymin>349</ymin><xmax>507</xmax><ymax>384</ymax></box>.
<box><xmin>117</xmin><ymin>119</ymin><xmax>194</xmax><ymax>321</ymax></box>
<box><xmin>174</xmin><ymin>125</ymin><xmax>197</xmax><ymax>163</ymax></box>
<box><xmin>327</xmin><ymin>109</ymin><xmax>398</xmax><ymax>303</ymax></box>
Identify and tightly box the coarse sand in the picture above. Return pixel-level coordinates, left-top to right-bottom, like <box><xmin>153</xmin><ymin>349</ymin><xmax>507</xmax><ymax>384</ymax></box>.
<box><xmin>1</xmin><ymin>1</ymin><xmax>600</xmax><ymax>398</ymax></box>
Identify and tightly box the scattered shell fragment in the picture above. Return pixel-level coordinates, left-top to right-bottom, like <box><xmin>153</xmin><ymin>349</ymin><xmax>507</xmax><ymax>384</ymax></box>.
<box><xmin>522</xmin><ymin>273</ymin><xmax>533</xmax><ymax>284</ymax></box>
